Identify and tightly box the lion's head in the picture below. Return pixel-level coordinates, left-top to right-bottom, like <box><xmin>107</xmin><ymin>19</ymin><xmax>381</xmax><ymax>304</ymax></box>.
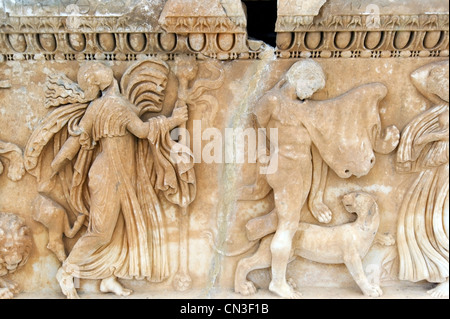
<box><xmin>342</xmin><ymin>192</ymin><xmax>378</xmax><ymax>218</ymax></box>
<box><xmin>0</xmin><ymin>213</ymin><xmax>32</xmax><ymax>277</ymax></box>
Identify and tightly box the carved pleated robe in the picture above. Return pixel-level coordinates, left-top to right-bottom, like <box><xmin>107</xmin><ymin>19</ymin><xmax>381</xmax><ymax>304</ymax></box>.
<box><xmin>63</xmin><ymin>87</ymin><xmax>195</xmax><ymax>281</ymax></box>
<box><xmin>397</xmin><ymin>104</ymin><xmax>449</xmax><ymax>283</ymax></box>
<box><xmin>26</xmin><ymin>83</ymin><xmax>195</xmax><ymax>282</ymax></box>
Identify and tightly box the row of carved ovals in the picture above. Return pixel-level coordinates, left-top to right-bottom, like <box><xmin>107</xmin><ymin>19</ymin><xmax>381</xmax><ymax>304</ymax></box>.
<box><xmin>3</xmin><ymin>32</ymin><xmax>241</xmax><ymax>54</ymax></box>
<box><xmin>276</xmin><ymin>30</ymin><xmax>448</xmax><ymax>52</ymax></box>
<box><xmin>4</xmin><ymin>33</ymin><xmax>148</xmax><ymax>53</ymax></box>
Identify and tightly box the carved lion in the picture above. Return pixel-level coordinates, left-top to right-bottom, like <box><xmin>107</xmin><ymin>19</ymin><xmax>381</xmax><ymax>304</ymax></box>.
<box><xmin>0</xmin><ymin>212</ymin><xmax>32</xmax><ymax>299</ymax></box>
<box><xmin>235</xmin><ymin>192</ymin><xmax>393</xmax><ymax>298</ymax></box>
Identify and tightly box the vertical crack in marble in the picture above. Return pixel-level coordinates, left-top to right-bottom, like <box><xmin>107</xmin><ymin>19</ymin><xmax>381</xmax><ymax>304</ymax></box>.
<box><xmin>204</xmin><ymin>47</ymin><xmax>276</xmax><ymax>296</ymax></box>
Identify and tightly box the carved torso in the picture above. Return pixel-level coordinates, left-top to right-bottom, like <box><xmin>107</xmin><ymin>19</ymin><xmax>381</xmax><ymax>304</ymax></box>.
<box><xmin>256</xmin><ymin>92</ymin><xmax>312</xmax><ymax>161</ymax></box>
<box><xmin>82</xmin><ymin>88</ymin><xmax>138</xmax><ymax>143</ymax></box>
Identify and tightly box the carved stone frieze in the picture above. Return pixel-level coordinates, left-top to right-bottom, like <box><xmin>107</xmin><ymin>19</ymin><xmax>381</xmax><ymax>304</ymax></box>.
<box><xmin>0</xmin><ymin>0</ymin><xmax>449</xmax><ymax>301</ymax></box>
<box><xmin>0</xmin><ymin>0</ymin><xmax>254</xmax><ymax>61</ymax></box>
<box><xmin>233</xmin><ymin>59</ymin><xmax>399</xmax><ymax>298</ymax></box>
<box><xmin>276</xmin><ymin>0</ymin><xmax>449</xmax><ymax>59</ymax></box>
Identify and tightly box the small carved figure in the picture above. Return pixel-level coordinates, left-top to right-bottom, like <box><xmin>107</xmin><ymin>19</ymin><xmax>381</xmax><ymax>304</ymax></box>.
<box><xmin>25</xmin><ymin>60</ymin><xmax>195</xmax><ymax>299</ymax></box>
<box><xmin>1</xmin><ymin>77</ymin><xmax>25</xmax><ymax>183</ymax></box>
<box><xmin>396</xmin><ymin>60</ymin><xmax>449</xmax><ymax>298</ymax></box>
<box><xmin>235</xmin><ymin>192</ymin><xmax>388</xmax><ymax>298</ymax></box>
<box><xmin>242</xmin><ymin>60</ymin><xmax>399</xmax><ymax>298</ymax></box>
<box><xmin>0</xmin><ymin>212</ymin><xmax>32</xmax><ymax>299</ymax></box>
<box><xmin>0</xmin><ymin>141</ymin><xmax>25</xmax><ymax>182</ymax></box>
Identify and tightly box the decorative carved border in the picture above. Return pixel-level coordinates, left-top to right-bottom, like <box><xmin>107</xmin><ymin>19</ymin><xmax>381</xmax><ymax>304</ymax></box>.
<box><xmin>0</xmin><ymin>15</ymin><xmax>247</xmax><ymax>34</ymax></box>
<box><xmin>0</xmin><ymin>16</ymin><xmax>155</xmax><ymax>33</ymax></box>
<box><xmin>0</xmin><ymin>11</ymin><xmax>251</xmax><ymax>61</ymax></box>
<box><xmin>160</xmin><ymin>17</ymin><xmax>247</xmax><ymax>34</ymax></box>
<box><xmin>276</xmin><ymin>13</ymin><xmax>449</xmax><ymax>32</ymax></box>
<box><xmin>275</xmin><ymin>12</ymin><xmax>449</xmax><ymax>59</ymax></box>
<box><xmin>276</xmin><ymin>30</ymin><xmax>449</xmax><ymax>59</ymax></box>
<box><xmin>1</xmin><ymin>12</ymin><xmax>449</xmax><ymax>61</ymax></box>
<box><xmin>0</xmin><ymin>31</ymin><xmax>252</xmax><ymax>61</ymax></box>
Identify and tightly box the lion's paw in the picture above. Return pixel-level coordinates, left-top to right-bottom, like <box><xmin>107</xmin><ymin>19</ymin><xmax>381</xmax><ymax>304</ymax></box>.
<box><xmin>0</xmin><ymin>288</ymin><xmax>15</xmax><ymax>299</ymax></box>
<box><xmin>235</xmin><ymin>281</ymin><xmax>257</xmax><ymax>296</ymax></box>
<box><xmin>363</xmin><ymin>285</ymin><xmax>383</xmax><ymax>298</ymax></box>
<box><xmin>7</xmin><ymin>160</ymin><xmax>25</xmax><ymax>182</ymax></box>
<box><xmin>5</xmin><ymin>280</ymin><xmax>20</xmax><ymax>294</ymax></box>
<box><xmin>428</xmin><ymin>281</ymin><xmax>449</xmax><ymax>299</ymax></box>
<box><xmin>311</xmin><ymin>202</ymin><xmax>332</xmax><ymax>224</ymax></box>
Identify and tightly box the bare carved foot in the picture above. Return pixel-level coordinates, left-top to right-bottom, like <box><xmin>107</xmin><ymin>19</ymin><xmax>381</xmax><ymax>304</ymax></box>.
<box><xmin>47</xmin><ymin>239</ymin><xmax>67</xmax><ymax>263</ymax></box>
<box><xmin>173</xmin><ymin>272</ymin><xmax>192</xmax><ymax>292</ymax></box>
<box><xmin>100</xmin><ymin>276</ymin><xmax>133</xmax><ymax>297</ymax></box>
<box><xmin>428</xmin><ymin>280</ymin><xmax>449</xmax><ymax>298</ymax></box>
<box><xmin>269</xmin><ymin>281</ymin><xmax>302</xmax><ymax>299</ymax></box>
<box><xmin>311</xmin><ymin>202</ymin><xmax>332</xmax><ymax>224</ymax></box>
<box><xmin>56</xmin><ymin>267</ymin><xmax>80</xmax><ymax>299</ymax></box>
<box><xmin>235</xmin><ymin>281</ymin><xmax>257</xmax><ymax>296</ymax></box>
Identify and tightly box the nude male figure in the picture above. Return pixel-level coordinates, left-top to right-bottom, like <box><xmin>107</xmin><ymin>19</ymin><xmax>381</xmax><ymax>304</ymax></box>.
<box><xmin>253</xmin><ymin>60</ymin><xmax>327</xmax><ymax>298</ymax></box>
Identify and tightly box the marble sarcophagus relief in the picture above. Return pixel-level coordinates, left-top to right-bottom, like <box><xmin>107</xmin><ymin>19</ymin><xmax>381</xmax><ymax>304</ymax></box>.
<box><xmin>0</xmin><ymin>0</ymin><xmax>448</xmax><ymax>299</ymax></box>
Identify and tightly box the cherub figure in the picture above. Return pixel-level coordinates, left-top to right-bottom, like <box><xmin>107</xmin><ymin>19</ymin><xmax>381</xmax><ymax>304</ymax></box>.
<box><xmin>0</xmin><ymin>141</ymin><xmax>25</xmax><ymax>182</ymax></box>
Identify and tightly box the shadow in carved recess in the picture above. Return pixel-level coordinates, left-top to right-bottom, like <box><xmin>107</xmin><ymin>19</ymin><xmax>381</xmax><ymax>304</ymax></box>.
<box><xmin>242</xmin><ymin>0</ymin><xmax>277</xmax><ymax>47</ymax></box>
